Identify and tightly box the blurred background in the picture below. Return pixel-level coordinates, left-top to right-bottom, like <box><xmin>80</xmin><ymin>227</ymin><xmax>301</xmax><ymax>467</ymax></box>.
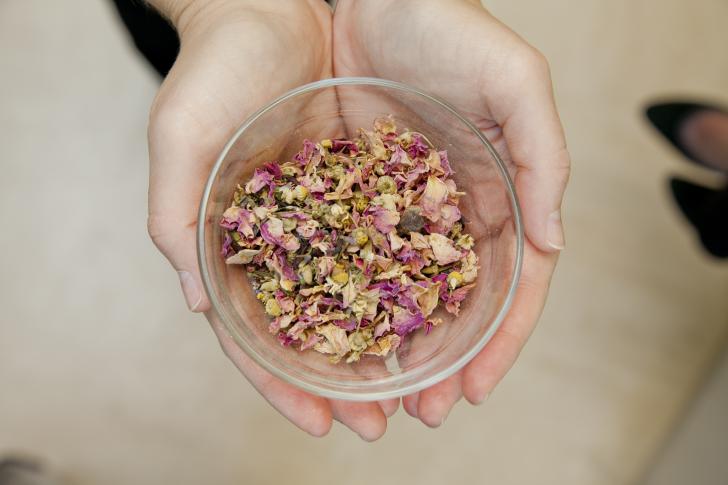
<box><xmin>1</xmin><ymin>0</ymin><xmax>727</xmax><ymax>484</ymax></box>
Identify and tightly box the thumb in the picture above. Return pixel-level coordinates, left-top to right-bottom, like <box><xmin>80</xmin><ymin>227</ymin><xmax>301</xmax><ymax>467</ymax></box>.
<box><xmin>488</xmin><ymin>48</ymin><xmax>570</xmax><ymax>252</ymax></box>
<box><xmin>147</xmin><ymin>213</ymin><xmax>211</xmax><ymax>313</ymax></box>
<box><xmin>146</xmin><ymin>85</ymin><xmax>221</xmax><ymax>313</ymax></box>
<box><xmin>512</xmin><ymin>146</ymin><xmax>570</xmax><ymax>253</ymax></box>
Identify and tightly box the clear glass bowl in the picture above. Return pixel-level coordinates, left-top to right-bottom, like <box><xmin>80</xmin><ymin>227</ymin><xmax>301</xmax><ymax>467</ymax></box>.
<box><xmin>198</xmin><ymin>78</ymin><xmax>523</xmax><ymax>401</ymax></box>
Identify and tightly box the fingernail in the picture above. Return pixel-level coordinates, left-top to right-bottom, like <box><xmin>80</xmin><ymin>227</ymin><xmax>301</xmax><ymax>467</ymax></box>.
<box><xmin>546</xmin><ymin>210</ymin><xmax>565</xmax><ymax>250</ymax></box>
<box><xmin>404</xmin><ymin>394</ymin><xmax>419</xmax><ymax>418</ymax></box>
<box><xmin>178</xmin><ymin>271</ymin><xmax>202</xmax><ymax>311</ymax></box>
<box><xmin>357</xmin><ymin>432</ymin><xmax>378</xmax><ymax>442</ymax></box>
<box><xmin>474</xmin><ymin>393</ymin><xmax>490</xmax><ymax>406</ymax></box>
<box><xmin>440</xmin><ymin>410</ymin><xmax>451</xmax><ymax>426</ymax></box>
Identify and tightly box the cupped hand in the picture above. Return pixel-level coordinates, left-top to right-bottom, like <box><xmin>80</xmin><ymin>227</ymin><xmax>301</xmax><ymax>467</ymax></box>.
<box><xmin>146</xmin><ymin>0</ymin><xmax>398</xmax><ymax>440</ymax></box>
<box><xmin>333</xmin><ymin>0</ymin><xmax>570</xmax><ymax>426</ymax></box>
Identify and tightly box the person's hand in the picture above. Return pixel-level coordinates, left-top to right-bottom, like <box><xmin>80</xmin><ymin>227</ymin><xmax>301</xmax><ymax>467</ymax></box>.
<box><xmin>146</xmin><ymin>0</ymin><xmax>399</xmax><ymax>440</ymax></box>
<box><xmin>334</xmin><ymin>0</ymin><xmax>570</xmax><ymax>426</ymax></box>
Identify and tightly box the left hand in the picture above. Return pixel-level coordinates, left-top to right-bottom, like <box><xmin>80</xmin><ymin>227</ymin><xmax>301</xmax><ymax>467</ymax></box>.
<box><xmin>333</xmin><ymin>0</ymin><xmax>570</xmax><ymax>426</ymax></box>
<box><xmin>146</xmin><ymin>0</ymin><xmax>399</xmax><ymax>440</ymax></box>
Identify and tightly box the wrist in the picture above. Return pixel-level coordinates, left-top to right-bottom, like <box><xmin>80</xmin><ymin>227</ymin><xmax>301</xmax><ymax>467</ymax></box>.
<box><xmin>148</xmin><ymin>0</ymin><xmax>326</xmax><ymax>41</ymax></box>
<box><xmin>145</xmin><ymin>0</ymin><xmax>207</xmax><ymax>29</ymax></box>
<box><xmin>147</xmin><ymin>0</ymin><xmax>263</xmax><ymax>39</ymax></box>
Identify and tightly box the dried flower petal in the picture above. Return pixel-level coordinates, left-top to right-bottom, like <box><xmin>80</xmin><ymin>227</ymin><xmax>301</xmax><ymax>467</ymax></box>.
<box><xmin>275</xmin><ymin>292</ymin><xmax>295</xmax><ymax>314</ymax></box>
<box><xmin>419</xmin><ymin>176</ymin><xmax>449</xmax><ymax>222</ymax></box>
<box><xmin>391</xmin><ymin>306</ymin><xmax>425</xmax><ymax>336</ymax></box>
<box><xmin>461</xmin><ymin>250</ymin><xmax>479</xmax><ymax>283</ymax></box>
<box><xmin>425</xmin><ymin>150</ymin><xmax>443</xmax><ymax>173</ymax></box>
<box><xmin>387</xmin><ymin>145</ymin><xmax>410</xmax><ymax>171</ymax></box>
<box><xmin>221</xmin><ymin>206</ymin><xmax>242</xmax><ymax>229</ymax></box>
<box><xmin>226</xmin><ymin>249</ymin><xmax>261</xmax><ymax>265</ymax></box>
<box><xmin>406</xmin><ymin>133</ymin><xmax>430</xmax><ymax>158</ymax></box>
<box><xmin>296</xmin><ymin>219</ymin><xmax>319</xmax><ymax>238</ymax></box>
<box><xmin>331</xmin><ymin>139</ymin><xmax>358</xmax><ymax>154</ymax></box>
<box><xmin>372</xmin><ymin>207</ymin><xmax>400</xmax><ymax>234</ymax></box>
<box><xmin>260</xmin><ymin>217</ymin><xmax>300</xmax><ymax>251</ymax></box>
<box><xmin>300</xmin><ymin>332</ymin><xmax>322</xmax><ymax>350</ymax></box>
<box><xmin>428</xmin><ymin>233</ymin><xmax>463</xmax><ymax>265</ymax></box>
<box><xmin>388</xmin><ymin>232</ymin><xmax>405</xmax><ymax>253</ymax></box>
<box><xmin>438</xmin><ymin>150</ymin><xmax>453</xmax><ymax>176</ymax></box>
<box><xmin>409</xmin><ymin>231</ymin><xmax>430</xmax><ymax>250</ymax></box>
<box><xmin>364</xmin><ymin>333</ymin><xmax>401</xmax><ymax>357</ymax></box>
<box><xmin>417</xmin><ymin>281</ymin><xmax>441</xmax><ymax>318</ymax></box>
<box><xmin>293</xmin><ymin>139</ymin><xmax>316</xmax><ymax>166</ymax></box>
<box><xmin>444</xmin><ymin>284</ymin><xmax>475</xmax><ymax>315</ymax></box>
<box><xmin>245</xmin><ymin>168</ymin><xmax>274</xmax><ymax>194</ymax></box>
<box><xmin>374</xmin><ymin>313</ymin><xmax>391</xmax><ymax>338</ymax></box>
<box><xmin>439</xmin><ymin>204</ymin><xmax>461</xmax><ymax>230</ymax></box>
<box><xmin>374</xmin><ymin>116</ymin><xmax>397</xmax><ymax>135</ymax></box>
<box><xmin>221</xmin><ymin>233</ymin><xmax>234</xmax><ymax>258</ymax></box>
<box><xmin>314</xmin><ymin>323</ymin><xmax>351</xmax><ymax>359</ymax></box>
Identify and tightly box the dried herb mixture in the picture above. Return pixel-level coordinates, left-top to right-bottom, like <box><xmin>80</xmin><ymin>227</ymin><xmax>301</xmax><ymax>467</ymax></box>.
<box><xmin>221</xmin><ymin>118</ymin><xmax>479</xmax><ymax>363</ymax></box>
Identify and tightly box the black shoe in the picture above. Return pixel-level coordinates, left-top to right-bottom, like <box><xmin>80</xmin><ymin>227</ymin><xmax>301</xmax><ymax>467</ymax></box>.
<box><xmin>645</xmin><ymin>102</ymin><xmax>726</xmax><ymax>171</ymax></box>
<box><xmin>669</xmin><ymin>177</ymin><xmax>728</xmax><ymax>258</ymax></box>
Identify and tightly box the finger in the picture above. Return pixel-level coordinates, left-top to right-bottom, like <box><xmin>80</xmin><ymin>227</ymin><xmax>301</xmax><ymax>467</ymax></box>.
<box><xmin>416</xmin><ymin>372</ymin><xmax>462</xmax><ymax>428</ymax></box>
<box><xmin>378</xmin><ymin>398</ymin><xmax>400</xmax><ymax>417</ymax></box>
<box><xmin>462</xmin><ymin>245</ymin><xmax>557</xmax><ymax>404</ymax></box>
<box><xmin>402</xmin><ymin>393</ymin><xmax>420</xmax><ymax>418</ymax></box>
<box><xmin>207</xmin><ymin>311</ymin><xmax>333</xmax><ymax>436</ymax></box>
<box><xmin>147</xmin><ymin>212</ymin><xmax>210</xmax><ymax>313</ymax></box>
<box><xmin>488</xmin><ymin>47</ymin><xmax>571</xmax><ymax>253</ymax></box>
<box><xmin>330</xmin><ymin>400</ymin><xmax>388</xmax><ymax>441</ymax></box>
<box><xmin>146</xmin><ymin>69</ymin><xmax>232</xmax><ymax>313</ymax></box>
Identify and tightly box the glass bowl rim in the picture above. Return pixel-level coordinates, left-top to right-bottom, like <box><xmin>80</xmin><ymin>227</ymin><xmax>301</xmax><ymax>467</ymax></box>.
<box><xmin>197</xmin><ymin>76</ymin><xmax>524</xmax><ymax>401</ymax></box>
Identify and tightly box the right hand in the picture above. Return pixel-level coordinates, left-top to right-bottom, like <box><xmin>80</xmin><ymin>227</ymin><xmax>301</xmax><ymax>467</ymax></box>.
<box><xmin>333</xmin><ymin>0</ymin><xmax>570</xmax><ymax>426</ymax></box>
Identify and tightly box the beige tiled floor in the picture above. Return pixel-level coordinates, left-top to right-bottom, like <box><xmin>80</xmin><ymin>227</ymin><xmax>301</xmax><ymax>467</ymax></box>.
<box><xmin>1</xmin><ymin>1</ymin><xmax>727</xmax><ymax>484</ymax></box>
